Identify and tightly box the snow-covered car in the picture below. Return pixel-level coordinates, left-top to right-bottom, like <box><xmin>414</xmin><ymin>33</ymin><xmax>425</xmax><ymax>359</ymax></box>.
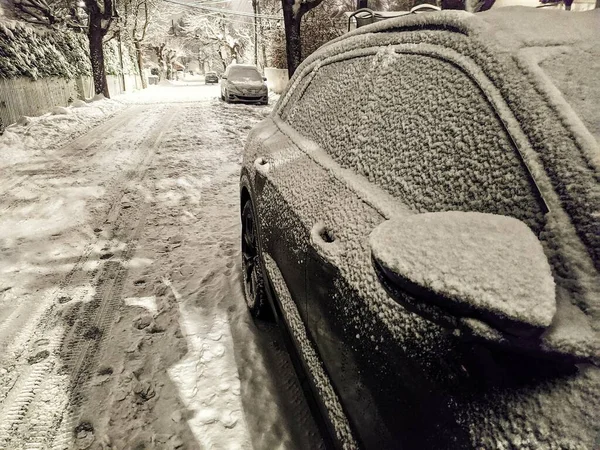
<box><xmin>221</xmin><ymin>64</ymin><xmax>268</xmax><ymax>105</ymax></box>
<box><xmin>240</xmin><ymin>8</ymin><xmax>599</xmax><ymax>450</ymax></box>
<box><xmin>205</xmin><ymin>71</ymin><xmax>219</xmax><ymax>84</ymax></box>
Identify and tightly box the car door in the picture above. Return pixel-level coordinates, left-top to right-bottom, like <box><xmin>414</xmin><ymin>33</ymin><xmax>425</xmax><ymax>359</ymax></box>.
<box><xmin>279</xmin><ymin>43</ymin><xmax>548</xmax><ymax>449</ymax></box>
<box><xmin>243</xmin><ymin>118</ymin><xmax>314</xmax><ymax>325</ymax></box>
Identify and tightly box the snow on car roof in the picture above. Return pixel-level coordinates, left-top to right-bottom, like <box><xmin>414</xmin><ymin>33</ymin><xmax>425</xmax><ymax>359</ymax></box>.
<box><xmin>323</xmin><ymin>9</ymin><xmax>600</xmax><ymax>127</ymax></box>
<box><xmin>228</xmin><ymin>64</ymin><xmax>260</xmax><ymax>70</ymax></box>
<box><xmin>330</xmin><ymin>8</ymin><xmax>599</xmax><ymax>50</ymax></box>
<box><xmin>284</xmin><ymin>7</ymin><xmax>600</xmax><ymax>321</ymax></box>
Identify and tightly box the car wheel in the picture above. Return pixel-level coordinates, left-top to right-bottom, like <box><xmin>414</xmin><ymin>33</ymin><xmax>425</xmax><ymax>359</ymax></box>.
<box><xmin>241</xmin><ymin>200</ymin><xmax>269</xmax><ymax>319</ymax></box>
<box><xmin>221</xmin><ymin>92</ymin><xmax>225</xmax><ymax>101</ymax></box>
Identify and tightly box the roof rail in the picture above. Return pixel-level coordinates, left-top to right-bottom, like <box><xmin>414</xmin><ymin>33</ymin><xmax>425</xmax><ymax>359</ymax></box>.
<box><xmin>347</xmin><ymin>4</ymin><xmax>441</xmax><ymax>31</ymax></box>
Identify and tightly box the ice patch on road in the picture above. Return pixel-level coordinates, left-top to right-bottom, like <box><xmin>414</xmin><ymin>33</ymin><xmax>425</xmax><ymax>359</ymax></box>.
<box><xmin>124</xmin><ymin>296</ymin><xmax>158</xmax><ymax>315</ymax></box>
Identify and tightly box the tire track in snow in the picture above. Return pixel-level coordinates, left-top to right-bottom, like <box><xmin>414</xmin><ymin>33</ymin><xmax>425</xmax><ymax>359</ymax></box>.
<box><xmin>0</xmin><ymin>105</ymin><xmax>168</xmax><ymax>356</ymax></box>
<box><xmin>45</xmin><ymin>106</ymin><xmax>180</xmax><ymax>450</ymax></box>
<box><xmin>0</xmin><ymin>106</ymin><xmax>178</xmax><ymax>449</ymax></box>
<box><xmin>0</xmin><ymin>175</ymin><xmax>30</xmax><ymax>198</ymax></box>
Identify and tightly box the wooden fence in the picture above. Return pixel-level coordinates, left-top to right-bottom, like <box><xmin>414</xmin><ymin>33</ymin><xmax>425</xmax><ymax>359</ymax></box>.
<box><xmin>0</xmin><ymin>77</ymin><xmax>80</xmax><ymax>131</ymax></box>
<box><xmin>0</xmin><ymin>74</ymin><xmax>142</xmax><ymax>132</ymax></box>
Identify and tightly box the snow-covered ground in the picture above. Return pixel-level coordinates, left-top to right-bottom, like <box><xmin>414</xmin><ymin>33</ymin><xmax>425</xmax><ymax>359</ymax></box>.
<box><xmin>0</xmin><ymin>83</ymin><xmax>324</xmax><ymax>449</ymax></box>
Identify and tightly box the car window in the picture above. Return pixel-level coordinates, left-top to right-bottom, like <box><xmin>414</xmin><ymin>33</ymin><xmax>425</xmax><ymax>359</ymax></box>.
<box><xmin>229</xmin><ymin>67</ymin><xmax>262</xmax><ymax>82</ymax></box>
<box><xmin>284</xmin><ymin>51</ymin><xmax>546</xmax><ymax>233</ymax></box>
<box><xmin>539</xmin><ymin>48</ymin><xmax>600</xmax><ymax>145</ymax></box>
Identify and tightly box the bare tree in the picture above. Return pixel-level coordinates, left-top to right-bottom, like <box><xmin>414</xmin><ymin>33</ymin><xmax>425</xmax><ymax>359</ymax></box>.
<box><xmin>256</xmin><ymin>0</ymin><xmax>268</xmax><ymax>69</ymax></box>
<box><xmin>178</xmin><ymin>10</ymin><xmax>251</xmax><ymax>68</ymax></box>
<box><xmin>119</xmin><ymin>0</ymin><xmax>159</xmax><ymax>88</ymax></box>
<box><xmin>143</xmin><ymin>2</ymin><xmax>182</xmax><ymax>79</ymax></box>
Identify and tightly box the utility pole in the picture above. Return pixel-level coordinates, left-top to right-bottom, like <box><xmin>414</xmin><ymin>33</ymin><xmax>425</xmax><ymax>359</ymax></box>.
<box><xmin>257</xmin><ymin>0</ymin><xmax>266</xmax><ymax>69</ymax></box>
<box><xmin>252</xmin><ymin>0</ymin><xmax>258</xmax><ymax>65</ymax></box>
<box><xmin>117</xmin><ymin>28</ymin><xmax>125</xmax><ymax>93</ymax></box>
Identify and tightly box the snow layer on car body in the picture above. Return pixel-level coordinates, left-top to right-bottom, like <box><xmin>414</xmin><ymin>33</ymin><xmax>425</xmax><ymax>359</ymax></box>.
<box><xmin>280</xmin><ymin>38</ymin><xmax>599</xmax><ymax>362</ymax></box>
<box><xmin>246</xmin><ymin>8</ymin><xmax>600</xmax><ymax>449</ymax></box>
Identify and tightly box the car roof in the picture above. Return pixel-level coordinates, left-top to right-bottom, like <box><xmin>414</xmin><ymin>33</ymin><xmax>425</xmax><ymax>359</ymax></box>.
<box><xmin>311</xmin><ymin>8</ymin><xmax>599</xmax><ymax>146</ymax></box>
<box><xmin>323</xmin><ymin>9</ymin><xmax>598</xmax><ymax>81</ymax></box>
<box><xmin>331</xmin><ymin>8</ymin><xmax>598</xmax><ymax>52</ymax></box>
<box><xmin>228</xmin><ymin>64</ymin><xmax>260</xmax><ymax>71</ymax></box>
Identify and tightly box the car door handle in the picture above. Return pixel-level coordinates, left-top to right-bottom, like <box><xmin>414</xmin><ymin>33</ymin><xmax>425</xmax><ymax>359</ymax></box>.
<box><xmin>310</xmin><ymin>222</ymin><xmax>345</xmax><ymax>263</ymax></box>
<box><xmin>254</xmin><ymin>157</ymin><xmax>270</xmax><ymax>173</ymax></box>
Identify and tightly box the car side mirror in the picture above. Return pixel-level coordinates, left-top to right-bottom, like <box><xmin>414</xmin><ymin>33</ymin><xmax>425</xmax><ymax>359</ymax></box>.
<box><xmin>370</xmin><ymin>211</ymin><xmax>556</xmax><ymax>339</ymax></box>
<box><xmin>263</xmin><ymin>76</ymin><xmax>267</xmax><ymax>81</ymax></box>
<box><xmin>221</xmin><ymin>75</ymin><xmax>227</xmax><ymax>79</ymax></box>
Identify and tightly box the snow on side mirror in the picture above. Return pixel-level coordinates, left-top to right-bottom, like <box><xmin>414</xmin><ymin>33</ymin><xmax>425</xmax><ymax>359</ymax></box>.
<box><xmin>370</xmin><ymin>212</ymin><xmax>556</xmax><ymax>339</ymax></box>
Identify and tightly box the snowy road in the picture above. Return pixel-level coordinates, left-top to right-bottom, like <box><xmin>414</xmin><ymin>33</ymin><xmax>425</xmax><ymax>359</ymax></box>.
<box><xmin>0</xmin><ymin>82</ymin><xmax>324</xmax><ymax>450</ymax></box>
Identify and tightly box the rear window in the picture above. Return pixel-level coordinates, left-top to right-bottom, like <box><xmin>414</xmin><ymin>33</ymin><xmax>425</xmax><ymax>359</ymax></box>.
<box><xmin>539</xmin><ymin>48</ymin><xmax>600</xmax><ymax>145</ymax></box>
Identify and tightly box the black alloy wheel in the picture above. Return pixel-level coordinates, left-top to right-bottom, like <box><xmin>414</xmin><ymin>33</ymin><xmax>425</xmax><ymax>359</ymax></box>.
<box><xmin>241</xmin><ymin>200</ymin><xmax>269</xmax><ymax>318</ymax></box>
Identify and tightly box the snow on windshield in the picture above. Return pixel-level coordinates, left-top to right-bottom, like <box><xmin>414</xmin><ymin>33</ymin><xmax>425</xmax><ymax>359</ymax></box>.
<box><xmin>230</xmin><ymin>67</ymin><xmax>262</xmax><ymax>82</ymax></box>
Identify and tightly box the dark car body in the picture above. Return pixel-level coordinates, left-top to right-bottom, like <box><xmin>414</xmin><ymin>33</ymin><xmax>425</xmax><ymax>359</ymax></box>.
<box><xmin>240</xmin><ymin>8</ymin><xmax>600</xmax><ymax>450</ymax></box>
<box><xmin>205</xmin><ymin>71</ymin><xmax>219</xmax><ymax>84</ymax></box>
<box><xmin>221</xmin><ymin>64</ymin><xmax>268</xmax><ymax>105</ymax></box>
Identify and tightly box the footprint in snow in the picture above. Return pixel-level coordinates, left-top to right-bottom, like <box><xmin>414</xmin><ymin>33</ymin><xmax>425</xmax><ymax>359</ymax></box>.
<box><xmin>27</xmin><ymin>350</ymin><xmax>50</xmax><ymax>365</ymax></box>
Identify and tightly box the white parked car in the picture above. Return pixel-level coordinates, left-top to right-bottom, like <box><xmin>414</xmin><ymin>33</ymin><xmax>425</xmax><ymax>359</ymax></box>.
<box><xmin>220</xmin><ymin>64</ymin><xmax>268</xmax><ymax>105</ymax></box>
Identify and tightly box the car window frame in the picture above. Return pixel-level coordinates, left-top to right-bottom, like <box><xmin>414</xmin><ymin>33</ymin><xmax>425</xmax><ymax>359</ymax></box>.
<box><xmin>275</xmin><ymin>43</ymin><xmax>550</xmax><ymax>216</ymax></box>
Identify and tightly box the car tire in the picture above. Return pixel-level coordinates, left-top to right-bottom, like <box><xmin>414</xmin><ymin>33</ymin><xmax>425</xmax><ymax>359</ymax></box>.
<box><xmin>241</xmin><ymin>200</ymin><xmax>270</xmax><ymax>319</ymax></box>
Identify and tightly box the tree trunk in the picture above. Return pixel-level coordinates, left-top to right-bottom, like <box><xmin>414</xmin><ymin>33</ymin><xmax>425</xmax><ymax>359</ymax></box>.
<box><xmin>88</xmin><ymin>18</ymin><xmax>110</xmax><ymax>98</ymax></box>
<box><xmin>282</xmin><ymin>0</ymin><xmax>323</xmax><ymax>76</ymax></box>
<box><xmin>282</xmin><ymin>0</ymin><xmax>303</xmax><ymax>77</ymax></box>
<box><xmin>135</xmin><ymin>40</ymin><xmax>147</xmax><ymax>89</ymax></box>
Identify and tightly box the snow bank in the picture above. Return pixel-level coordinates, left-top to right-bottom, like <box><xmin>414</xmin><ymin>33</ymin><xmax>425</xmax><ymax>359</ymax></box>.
<box><xmin>0</xmin><ymin>97</ymin><xmax>125</xmax><ymax>168</ymax></box>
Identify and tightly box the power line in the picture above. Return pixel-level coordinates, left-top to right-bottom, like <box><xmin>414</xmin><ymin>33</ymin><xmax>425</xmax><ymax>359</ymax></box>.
<box><xmin>182</xmin><ymin>9</ymin><xmax>275</xmax><ymax>26</ymax></box>
<box><xmin>164</xmin><ymin>0</ymin><xmax>284</xmax><ymax>20</ymax></box>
